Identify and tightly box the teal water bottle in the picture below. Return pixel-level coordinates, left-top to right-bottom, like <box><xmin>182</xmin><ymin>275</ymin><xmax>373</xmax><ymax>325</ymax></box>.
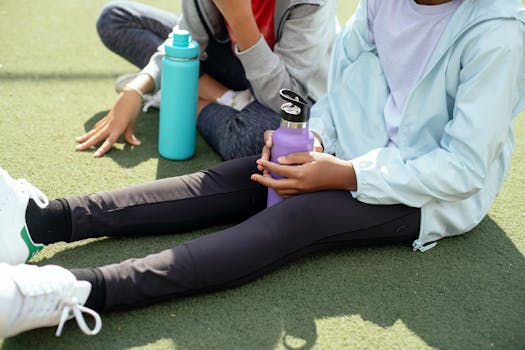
<box><xmin>159</xmin><ymin>29</ymin><xmax>200</xmax><ymax>160</ymax></box>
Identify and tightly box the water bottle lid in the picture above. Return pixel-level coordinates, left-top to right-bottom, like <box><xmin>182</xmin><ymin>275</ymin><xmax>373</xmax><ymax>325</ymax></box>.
<box><xmin>279</xmin><ymin>89</ymin><xmax>310</xmax><ymax>123</ymax></box>
<box><xmin>172</xmin><ymin>29</ymin><xmax>191</xmax><ymax>45</ymax></box>
<box><xmin>165</xmin><ymin>29</ymin><xmax>200</xmax><ymax>59</ymax></box>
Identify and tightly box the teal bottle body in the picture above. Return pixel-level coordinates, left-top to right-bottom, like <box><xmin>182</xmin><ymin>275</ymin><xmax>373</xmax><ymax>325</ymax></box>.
<box><xmin>159</xmin><ymin>30</ymin><xmax>200</xmax><ymax>160</ymax></box>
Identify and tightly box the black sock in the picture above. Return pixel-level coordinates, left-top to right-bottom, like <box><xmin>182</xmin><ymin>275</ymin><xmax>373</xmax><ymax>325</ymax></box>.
<box><xmin>71</xmin><ymin>268</ymin><xmax>107</xmax><ymax>312</ymax></box>
<box><xmin>25</xmin><ymin>198</ymin><xmax>72</xmax><ymax>244</ymax></box>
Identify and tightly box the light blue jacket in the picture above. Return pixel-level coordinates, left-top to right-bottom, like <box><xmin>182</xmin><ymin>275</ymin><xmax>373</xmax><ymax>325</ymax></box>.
<box><xmin>309</xmin><ymin>0</ymin><xmax>525</xmax><ymax>251</ymax></box>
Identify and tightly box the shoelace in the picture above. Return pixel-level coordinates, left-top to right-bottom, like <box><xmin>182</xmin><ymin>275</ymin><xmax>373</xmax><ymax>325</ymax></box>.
<box><xmin>18</xmin><ymin>179</ymin><xmax>49</xmax><ymax>208</ymax></box>
<box><xmin>14</xmin><ymin>180</ymin><xmax>101</xmax><ymax>336</ymax></box>
<box><xmin>56</xmin><ymin>297</ymin><xmax>102</xmax><ymax>336</ymax></box>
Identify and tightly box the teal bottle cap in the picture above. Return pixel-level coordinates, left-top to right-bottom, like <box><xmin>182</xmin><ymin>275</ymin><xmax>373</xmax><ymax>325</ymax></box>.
<box><xmin>165</xmin><ymin>29</ymin><xmax>200</xmax><ymax>59</ymax></box>
<box><xmin>172</xmin><ymin>29</ymin><xmax>191</xmax><ymax>46</ymax></box>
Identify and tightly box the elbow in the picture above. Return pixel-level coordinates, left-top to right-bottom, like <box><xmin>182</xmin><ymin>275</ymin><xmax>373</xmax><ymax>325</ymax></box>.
<box><xmin>447</xmin><ymin>162</ymin><xmax>486</xmax><ymax>200</ymax></box>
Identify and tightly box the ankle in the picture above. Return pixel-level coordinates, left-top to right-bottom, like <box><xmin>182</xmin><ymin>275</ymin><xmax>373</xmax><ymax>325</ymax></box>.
<box><xmin>71</xmin><ymin>268</ymin><xmax>106</xmax><ymax>312</ymax></box>
<box><xmin>25</xmin><ymin>198</ymin><xmax>72</xmax><ymax>244</ymax></box>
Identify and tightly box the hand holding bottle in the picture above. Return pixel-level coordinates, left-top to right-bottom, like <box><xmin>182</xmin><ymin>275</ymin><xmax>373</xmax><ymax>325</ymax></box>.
<box><xmin>258</xmin><ymin>130</ymin><xmax>324</xmax><ymax>173</ymax></box>
<box><xmin>252</xmin><ymin>152</ymin><xmax>357</xmax><ymax>197</ymax></box>
<box><xmin>252</xmin><ymin>90</ymin><xmax>355</xmax><ymax>201</ymax></box>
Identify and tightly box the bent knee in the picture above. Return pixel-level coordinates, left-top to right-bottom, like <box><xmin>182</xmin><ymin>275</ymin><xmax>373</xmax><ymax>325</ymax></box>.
<box><xmin>96</xmin><ymin>1</ymin><xmax>130</xmax><ymax>39</ymax></box>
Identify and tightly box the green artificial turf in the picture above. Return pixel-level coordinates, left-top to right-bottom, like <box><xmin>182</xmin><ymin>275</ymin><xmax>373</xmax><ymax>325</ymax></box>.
<box><xmin>0</xmin><ymin>1</ymin><xmax>524</xmax><ymax>349</ymax></box>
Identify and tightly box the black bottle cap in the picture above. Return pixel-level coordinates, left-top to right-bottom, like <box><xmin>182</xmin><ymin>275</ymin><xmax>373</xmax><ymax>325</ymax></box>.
<box><xmin>279</xmin><ymin>89</ymin><xmax>310</xmax><ymax>123</ymax></box>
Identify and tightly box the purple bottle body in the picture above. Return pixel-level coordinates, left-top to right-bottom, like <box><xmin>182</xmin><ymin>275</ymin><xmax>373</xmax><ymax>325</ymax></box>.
<box><xmin>267</xmin><ymin>90</ymin><xmax>314</xmax><ymax>207</ymax></box>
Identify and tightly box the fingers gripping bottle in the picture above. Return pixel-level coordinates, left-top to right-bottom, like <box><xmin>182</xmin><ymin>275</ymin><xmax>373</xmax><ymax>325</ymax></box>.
<box><xmin>159</xmin><ymin>29</ymin><xmax>200</xmax><ymax>160</ymax></box>
<box><xmin>267</xmin><ymin>89</ymin><xmax>315</xmax><ymax>207</ymax></box>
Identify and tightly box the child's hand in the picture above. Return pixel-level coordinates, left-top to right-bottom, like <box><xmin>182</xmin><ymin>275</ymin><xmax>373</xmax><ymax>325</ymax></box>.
<box><xmin>75</xmin><ymin>90</ymin><xmax>142</xmax><ymax>157</ymax></box>
<box><xmin>257</xmin><ymin>130</ymin><xmax>275</xmax><ymax>175</ymax></box>
<box><xmin>251</xmin><ymin>152</ymin><xmax>357</xmax><ymax>196</ymax></box>
<box><xmin>75</xmin><ymin>74</ymin><xmax>154</xmax><ymax>157</ymax></box>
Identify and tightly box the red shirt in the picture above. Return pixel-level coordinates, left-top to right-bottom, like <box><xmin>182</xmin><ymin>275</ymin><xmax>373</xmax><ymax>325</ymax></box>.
<box><xmin>226</xmin><ymin>0</ymin><xmax>276</xmax><ymax>50</ymax></box>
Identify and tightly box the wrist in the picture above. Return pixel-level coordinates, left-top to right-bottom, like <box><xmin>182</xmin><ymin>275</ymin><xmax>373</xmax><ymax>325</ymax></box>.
<box><xmin>341</xmin><ymin>160</ymin><xmax>357</xmax><ymax>191</ymax></box>
<box><xmin>236</xmin><ymin>31</ymin><xmax>261</xmax><ymax>52</ymax></box>
<box><xmin>125</xmin><ymin>73</ymin><xmax>155</xmax><ymax>97</ymax></box>
<box><xmin>229</xmin><ymin>19</ymin><xmax>260</xmax><ymax>52</ymax></box>
<box><xmin>122</xmin><ymin>86</ymin><xmax>144</xmax><ymax>104</ymax></box>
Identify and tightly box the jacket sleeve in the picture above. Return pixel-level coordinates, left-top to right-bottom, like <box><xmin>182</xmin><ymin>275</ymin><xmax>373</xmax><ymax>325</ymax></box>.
<box><xmin>351</xmin><ymin>20</ymin><xmax>525</xmax><ymax>207</ymax></box>
<box><xmin>237</xmin><ymin>2</ymin><xmax>337</xmax><ymax>112</ymax></box>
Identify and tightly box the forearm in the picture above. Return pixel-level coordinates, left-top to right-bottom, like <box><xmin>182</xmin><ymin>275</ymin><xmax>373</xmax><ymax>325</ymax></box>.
<box><xmin>212</xmin><ymin>0</ymin><xmax>260</xmax><ymax>51</ymax></box>
<box><xmin>236</xmin><ymin>37</ymin><xmax>300</xmax><ymax>111</ymax></box>
<box><xmin>124</xmin><ymin>74</ymin><xmax>155</xmax><ymax>95</ymax></box>
<box><xmin>225</xmin><ymin>13</ymin><xmax>260</xmax><ymax>51</ymax></box>
<box><xmin>237</xmin><ymin>4</ymin><xmax>334</xmax><ymax>112</ymax></box>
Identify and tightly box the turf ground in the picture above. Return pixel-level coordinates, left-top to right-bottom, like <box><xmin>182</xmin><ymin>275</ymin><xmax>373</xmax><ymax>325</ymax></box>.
<box><xmin>0</xmin><ymin>1</ymin><xmax>524</xmax><ymax>349</ymax></box>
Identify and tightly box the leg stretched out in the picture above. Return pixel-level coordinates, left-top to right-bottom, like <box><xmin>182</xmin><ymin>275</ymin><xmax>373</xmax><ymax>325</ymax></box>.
<box><xmin>0</xmin><ymin>158</ymin><xmax>419</xmax><ymax>337</ymax></box>
<box><xmin>91</xmin><ymin>188</ymin><xmax>419</xmax><ymax>311</ymax></box>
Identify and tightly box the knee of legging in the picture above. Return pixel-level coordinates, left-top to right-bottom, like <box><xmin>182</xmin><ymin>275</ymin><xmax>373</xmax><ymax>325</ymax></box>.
<box><xmin>221</xmin><ymin>139</ymin><xmax>262</xmax><ymax>160</ymax></box>
<box><xmin>96</xmin><ymin>1</ymin><xmax>127</xmax><ymax>41</ymax></box>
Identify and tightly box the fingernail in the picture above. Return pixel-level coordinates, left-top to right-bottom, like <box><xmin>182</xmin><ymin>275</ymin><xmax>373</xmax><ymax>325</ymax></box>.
<box><xmin>277</xmin><ymin>156</ymin><xmax>285</xmax><ymax>162</ymax></box>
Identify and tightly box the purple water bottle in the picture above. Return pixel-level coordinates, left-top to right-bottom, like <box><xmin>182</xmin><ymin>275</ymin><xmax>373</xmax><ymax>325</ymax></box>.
<box><xmin>267</xmin><ymin>89</ymin><xmax>315</xmax><ymax>207</ymax></box>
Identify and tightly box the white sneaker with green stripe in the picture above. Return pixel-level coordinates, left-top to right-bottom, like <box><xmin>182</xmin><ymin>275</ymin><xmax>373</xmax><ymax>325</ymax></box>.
<box><xmin>0</xmin><ymin>263</ymin><xmax>102</xmax><ymax>338</ymax></box>
<box><xmin>0</xmin><ymin>167</ymin><xmax>48</xmax><ymax>264</ymax></box>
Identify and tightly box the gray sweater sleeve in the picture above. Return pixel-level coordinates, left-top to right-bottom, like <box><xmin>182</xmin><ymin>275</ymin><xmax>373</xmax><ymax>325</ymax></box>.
<box><xmin>237</xmin><ymin>3</ymin><xmax>335</xmax><ymax>112</ymax></box>
<box><xmin>139</xmin><ymin>1</ymin><xmax>336</xmax><ymax>111</ymax></box>
<box><xmin>140</xmin><ymin>45</ymin><xmax>164</xmax><ymax>92</ymax></box>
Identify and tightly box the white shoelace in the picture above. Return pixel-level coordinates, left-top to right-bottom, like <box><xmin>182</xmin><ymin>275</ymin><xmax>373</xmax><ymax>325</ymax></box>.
<box><xmin>11</xmin><ymin>182</ymin><xmax>102</xmax><ymax>336</ymax></box>
<box><xmin>18</xmin><ymin>179</ymin><xmax>49</xmax><ymax>208</ymax></box>
<box><xmin>16</xmin><ymin>289</ymin><xmax>102</xmax><ymax>337</ymax></box>
<box><xmin>56</xmin><ymin>298</ymin><xmax>102</xmax><ymax>336</ymax></box>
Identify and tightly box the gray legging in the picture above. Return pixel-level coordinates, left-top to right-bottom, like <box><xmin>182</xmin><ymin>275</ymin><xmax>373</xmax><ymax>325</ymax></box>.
<box><xmin>96</xmin><ymin>1</ymin><xmax>280</xmax><ymax>160</ymax></box>
<box><xmin>64</xmin><ymin>156</ymin><xmax>421</xmax><ymax>311</ymax></box>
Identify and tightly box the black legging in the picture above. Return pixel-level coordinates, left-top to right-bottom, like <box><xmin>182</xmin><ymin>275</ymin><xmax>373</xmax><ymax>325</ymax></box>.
<box><xmin>58</xmin><ymin>156</ymin><xmax>420</xmax><ymax>311</ymax></box>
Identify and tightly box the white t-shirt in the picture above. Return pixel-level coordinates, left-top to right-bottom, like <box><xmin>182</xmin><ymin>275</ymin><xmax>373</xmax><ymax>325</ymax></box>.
<box><xmin>368</xmin><ymin>0</ymin><xmax>460</xmax><ymax>146</ymax></box>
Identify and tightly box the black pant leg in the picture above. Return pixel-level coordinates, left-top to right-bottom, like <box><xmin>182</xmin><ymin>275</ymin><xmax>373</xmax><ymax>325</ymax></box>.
<box><xmin>96</xmin><ymin>190</ymin><xmax>420</xmax><ymax>311</ymax></box>
<box><xmin>64</xmin><ymin>156</ymin><xmax>265</xmax><ymax>242</ymax></box>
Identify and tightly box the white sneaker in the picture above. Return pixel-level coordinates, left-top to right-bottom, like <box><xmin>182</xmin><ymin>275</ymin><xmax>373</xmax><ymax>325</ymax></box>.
<box><xmin>115</xmin><ymin>72</ymin><xmax>161</xmax><ymax>112</ymax></box>
<box><xmin>0</xmin><ymin>167</ymin><xmax>49</xmax><ymax>265</ymax></box>
<box><xmin>0</xmin><ymin>263</ymin><xmax>102</xmax><ymax>338</ymax></box>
